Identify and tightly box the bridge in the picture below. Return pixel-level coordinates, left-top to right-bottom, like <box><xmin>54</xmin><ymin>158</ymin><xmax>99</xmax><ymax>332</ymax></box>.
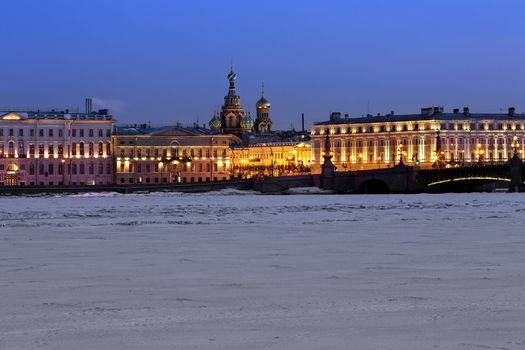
<box><xmin>317</xmin><ymin>133</ymin><xmax>525</xmax><ymax>194</ymax></box>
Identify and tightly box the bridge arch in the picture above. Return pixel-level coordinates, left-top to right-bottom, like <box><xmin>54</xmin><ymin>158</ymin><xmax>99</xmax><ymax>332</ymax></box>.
<box><xmin>357</xmin><ymin>178</ymin><xmax>390</xmax><ymax>194</ymax></box>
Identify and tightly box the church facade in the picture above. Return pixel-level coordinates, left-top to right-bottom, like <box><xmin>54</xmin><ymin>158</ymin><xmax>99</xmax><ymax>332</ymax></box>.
<box><xmin>209</xmin><ymin>69</ymin><xmax>273</xmax><ymax>135</ymax></box>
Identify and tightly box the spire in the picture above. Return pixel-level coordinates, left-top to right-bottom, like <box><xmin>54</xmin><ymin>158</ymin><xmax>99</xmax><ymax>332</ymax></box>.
<box><xmin>261</xmin><ymin>82</ymin><xmax>265</xmax><ymax>97</ymax></box>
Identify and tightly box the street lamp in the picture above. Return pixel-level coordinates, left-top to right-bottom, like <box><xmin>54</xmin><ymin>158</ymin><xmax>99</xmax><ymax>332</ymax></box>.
<box><xmin>512</xmin><ymin>136</ymin><xmax>520</xmax><ymax>157</ymax></box>
<box><xmin>475</xmin><ymin>143</ymin><xmax>484</xmax><ymax>164</ymax></box>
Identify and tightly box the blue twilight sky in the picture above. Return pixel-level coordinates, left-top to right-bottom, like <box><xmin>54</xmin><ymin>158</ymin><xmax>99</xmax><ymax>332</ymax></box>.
<box><xmin>1</xmin><ymin>0</ymin><xmax>524</xmax><ymax>129</ymax></box>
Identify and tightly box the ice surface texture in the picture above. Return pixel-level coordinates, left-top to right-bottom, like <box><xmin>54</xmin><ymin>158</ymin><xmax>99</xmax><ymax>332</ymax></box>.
<box><xmin>1</xmin><ymin>191</ymin><xmax>525</xmax><ymax>349</ymax></box>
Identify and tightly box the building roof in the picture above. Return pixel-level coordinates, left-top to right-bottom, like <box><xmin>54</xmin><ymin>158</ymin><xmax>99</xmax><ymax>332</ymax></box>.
<box><xmin>0</xmin><ymin>110</ymin><xmax>114</xmax><ymax>121</ymax></box>
<box><xmin>115</xmin><ymin>125</ymin><xmax>220</xmax><ymax>136</ymax></box>
<box><xmin>314</xmin><ymin>108</ymin><xmax>525</xmax><ymax>126</ymax></box>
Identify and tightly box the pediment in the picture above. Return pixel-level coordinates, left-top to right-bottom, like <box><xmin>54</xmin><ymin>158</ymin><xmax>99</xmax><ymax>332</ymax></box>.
<box><xmin>1</xmin><ymin>112</ymin><xmax>24</xmax><ymax>120</ymax></box>
<box><xmin>150</xmin><ymin>126</ymin><xmax>199</xmax><ymax>136</ymax></box>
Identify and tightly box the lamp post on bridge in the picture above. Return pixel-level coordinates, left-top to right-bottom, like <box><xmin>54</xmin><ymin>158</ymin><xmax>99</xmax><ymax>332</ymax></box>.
<box><xmin>512</xmin><ymin>136</ymin><xmax>520</xmax><ymax>157</ymax></box>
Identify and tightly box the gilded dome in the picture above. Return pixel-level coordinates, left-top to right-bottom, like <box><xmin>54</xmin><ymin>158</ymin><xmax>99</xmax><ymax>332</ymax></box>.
<box><xmin>256</xmin><ymin>97</ymin><xmax>271</xmax><ymax>108</ymax></box>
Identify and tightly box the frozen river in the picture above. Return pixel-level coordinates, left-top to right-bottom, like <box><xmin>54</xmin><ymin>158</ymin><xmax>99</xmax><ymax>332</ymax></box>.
<box><xmin>1</xmin><ymin>191</ymin><xmax>525</xmax><ymax>349</ymax></box>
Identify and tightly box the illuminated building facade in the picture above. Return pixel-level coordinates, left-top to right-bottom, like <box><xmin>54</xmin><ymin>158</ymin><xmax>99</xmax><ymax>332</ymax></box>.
<box><xmin>231</xmin><ymin>141</ymin><xmax>311</xmax><ymax>178</ymax></box>
<box><xmin>113</xmin><ymin>126</ymin><xmax>239</xmax><ymax>184</ymax></box>
<box><xmin>310</xmin><ymin>107</ymin><xmax>525</xmax><ymax>172</ymax></box>
<box><xmin>0</xmin><ymin>109</ymin><xmax>114</xmax><ymax>186</ymax></box>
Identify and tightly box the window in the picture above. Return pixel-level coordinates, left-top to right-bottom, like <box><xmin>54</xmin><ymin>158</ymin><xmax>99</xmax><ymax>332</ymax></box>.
<box><xmin>79</xmin><ymin>142</ymin><xmax>85</xmax><ymax>156</ymax></box>
<box><xmin>18</xmin><ymin>142</ymin><xmax>24</xmax><ymax>155</ymax></box>
<box><xmin>39</xmin><ymin>164</ymin><xmax>44</xmax><ymax>175</ymax></box>
<box><xmin>72</xmin><ymin>164</ymin><xmax>77</xmax><ymax>175</ymax></box>
<box><xmin>72</xmin><ymin>129</ymin><xmax>77</xmax><ymax>137</ymax></box>
<box><xmin>9</xmin><ymin>129</ymin><xmax>14</xmax><ymax>136</ymax></box>
<box><xmin>98</xmin><ymin>129</ymin><xmax>103</xmax><ymax>137</ymax></box>
<box><xmin>48</xmin><ymin>164</ymin><xmax>54</xmax><ymax>175</ymax></box>
<box><xmin>80</xmin><ymin>129</ymin><xmax>84</xmax><ymax>137</ymax></box>
<box><xmin>98</xmin><ymin>163</ymin><xmax>103</xmax><ymax>175</ymax></box>
<box><xmin>29</xmin><ymin>164</ymin><xmax>35</xmax><ymax>175</ymax></box>
<box><xmin>89</xmin><ymin>129</ymin><xmax>94</xmax><ymax>137</ymax></box>
<box><xmin>106</xmin><ymin>129</ymin><xmax>111</xmax><ymax>137</ymax></box>
<box><xmin>8</xmin><ymin>142</ymin><xmax>15</xmax><ymax>157</ymax></box>
<box><xmin>30</xmin><ymin>129</ymin><xmax>35</xmax><ymax>137</ymax></box>
<box><xmin>29</xmin><ymin>144</ymin><xmax>35</xmax><ymax>155</ymax></box>
<box><xmin>49</xmin><ymin>129</ymin><xmax>53</xmax><ymax>137</ymax></box>
<box><xmin>58</xmin><ymin>144</ymin><xmax>63</xmax><ymax>155</ymax></box>
<box><xmin>79</xmin><ymin>163</ymin><xmax>85</xmax><ymax>174</ymax></box>
<box><xmin>49</xmin><ymin>144</ymin><xmax>54</xmax><ymax>156</ymax></box>
<box><xmin>58</xmin><ymin>129</ymin><xmax>63</xmax><ymax>137</ymax></box>
<box><xmin>39</xmin><ymin>129</ymin><xmax>43</xmax><ymax>137</ymax></box>
<box><xmin>98</xmin><ymin>142</ymin><xmax>103</xmax><ymax>155</ymax></box>
<box><xmin>89</xmin><ymin>163</ymin><xmax>94</xmax><ymax>175</ymax></box>
<box><xmin>106</xmin><ymin>163</ymin><xmax>111</xmax><ymax>174</ymax></box>
<box><xmin>106</xmin><ymin>142</ymin><xmax>111</xmax><ymax>156</ymax></box>
<box><xmin>58</xmin><ymin>164</ymin><xmax>64</xmax><ymax>175</ymax></box>
<box><xmin>18</xmin><ymin>129</ymin><xmax>24</xmax><ymax>136</ymax></box>
<box><xmin>0</xmin><ymin>129</ymin><xmax>3</xmax><ymax>136</ymax></box>
<box><xmin>39</xmin><ymin>144</ymin><xmax>45</xmax><ymax>156</ymax></box>
<box><xmin>88</xmin><ymin>142</ymin><xmax>94</xmax><ymax>156</ymax></box>
<box><xmin>72</xmin><ymin>142</ymin><xmax>77</xmax><ymax>156</ymax></box>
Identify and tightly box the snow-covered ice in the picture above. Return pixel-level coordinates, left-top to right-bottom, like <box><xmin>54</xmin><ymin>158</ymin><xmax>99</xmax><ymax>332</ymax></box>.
<box><xmin>1</xmin><ymin>191</ymin><xmax>525</xmax><ymax>349</ymax></box>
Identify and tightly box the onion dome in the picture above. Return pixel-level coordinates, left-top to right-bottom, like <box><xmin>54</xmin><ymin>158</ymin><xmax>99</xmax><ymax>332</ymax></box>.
<box><xmin>256</xmin><ymin>82</ymin><xmax>270</xmax><ymax>108</ymax></box>
<box><xmin>256</xmin><ymin>96</ymin><xmax>271</xmax><ymax>109</ymax></box>
<box><xmin>242</xmin><ymin>111</ymin><xmax>254</xmax><ymax>130</ymax></box>
<box><xmin>209</xmin><ymin>112</ymin><xmax>222</xmax><ymax>130</ymax></box>
<box><xmin>227</xmin><ymin>70</ymin><xmax>237</xmax><ymax>81</ymax></box>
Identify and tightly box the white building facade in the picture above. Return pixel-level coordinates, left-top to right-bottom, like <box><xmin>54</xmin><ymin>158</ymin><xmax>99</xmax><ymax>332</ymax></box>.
<box><xmin>0</xmin><ymin>110</ymin><xmax>114</xmax><ymax>186</ymax></box>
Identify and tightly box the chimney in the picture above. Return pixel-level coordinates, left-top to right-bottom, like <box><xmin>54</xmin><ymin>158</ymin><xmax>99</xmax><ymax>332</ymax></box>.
<box><xmin>433</xmin><ymin>106</ymin><xmax>440</xmax><ymax>114</ymax></box>
<box><xmin>390</xmin><ymin>110</ymin><xmax>395</xmax><ymax>115</ymax></box>
<box><xmin>421</xmin><ymin>107</ymin><xmax>432</xmax><ymax>116</ymax></box>
<box><xmin>301</xmin><ymin>113</ymin><xmax>305</xmax><ymax>132</ymax></box>
<box><xmin>508</xmin><ymin>107</ymin><xmax>516</xmax><ymax>116</ymax></box>
<box><xmin>85</xmin><ymin>97</ymin><xmax>93</xmax><ymax>114</ymax></box>
<box><xmin>453</xmin><ymin>108</ymin><xmax>459</xmax><ymax>114</ymax></box>
<box><xmin>463</xmin><ymin>107</ymin><xmax>470</xmax><ymax>116</ymax></box>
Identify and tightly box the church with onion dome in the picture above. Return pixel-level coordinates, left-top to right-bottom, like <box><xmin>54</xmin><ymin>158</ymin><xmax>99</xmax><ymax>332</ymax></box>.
<box><xmin>209</xmin><ymin>68</ymin><xmax>272</xmax><ymax>136</ymax></box>
<box><xmin>255</xmin><ymin>83</ymin><xmax>272</xmax><ymax>133</ymax></box>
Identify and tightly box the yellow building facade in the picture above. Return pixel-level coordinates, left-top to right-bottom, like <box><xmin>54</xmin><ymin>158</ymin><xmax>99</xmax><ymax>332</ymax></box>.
<box><xmin>310</xmin><ymin>107</ymin><xmax>525</xmax><ymax>172</ymax></box>
<box><xmin>113</xmin><ymin>127</ymin><xmax>239</xmax><ymax>184</ymax></box>
<box><xmin>231</xmin><ymin>141</ymin><xmax>311</xmax><ymax>178</ymax></box>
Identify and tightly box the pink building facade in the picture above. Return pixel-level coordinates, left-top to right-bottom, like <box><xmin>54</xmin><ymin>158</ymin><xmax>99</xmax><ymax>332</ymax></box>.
<box><xmin>0</xmin><ymin>109</ymin><xmax>114</xmax><ymax>186</ymax></box>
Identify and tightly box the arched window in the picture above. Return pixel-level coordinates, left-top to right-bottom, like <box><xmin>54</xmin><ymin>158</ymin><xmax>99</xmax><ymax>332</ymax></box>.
<box><xmin>88</xmin><ymin>142</ymin><xmax>94</xmax><ymax>156</ymax></box>
<box><xmin>8</xmin><ymin>141</ymin><xmax>15</xmax><ymax>157</ymax></box>
<box><xmin>79</xmin><ymin>142</ymin><xmax>85</xmax><ymax>156</ymax></box>
<box><xmin>98</xmin><ymin>142</ymin><xmax>103</xmax><ymax>155</ymax></box>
